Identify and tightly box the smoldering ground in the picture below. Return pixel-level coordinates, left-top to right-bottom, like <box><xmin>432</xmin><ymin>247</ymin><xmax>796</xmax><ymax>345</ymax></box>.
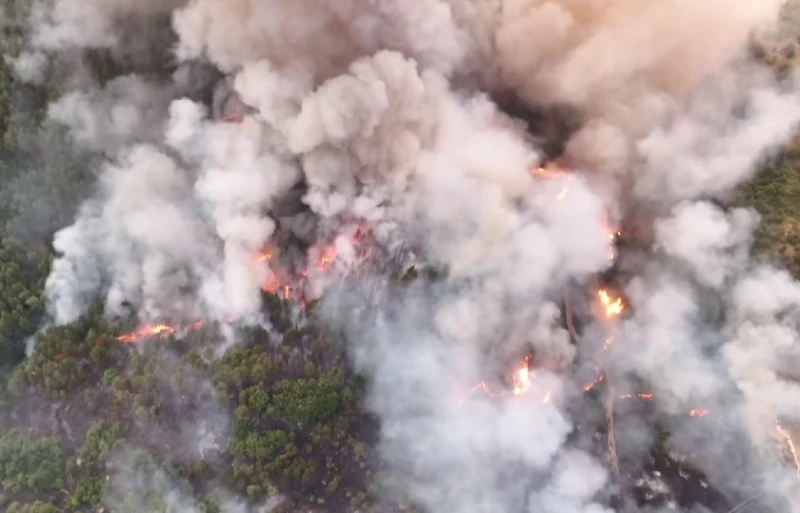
<box><xmin>4</xmin><ymin>0</ymin><xmax>800</xmax><ymax>512</ymax></box>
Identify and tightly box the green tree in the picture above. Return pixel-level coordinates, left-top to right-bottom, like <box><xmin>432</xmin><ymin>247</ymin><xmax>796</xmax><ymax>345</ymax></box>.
<box><xmin>0</xmin><ymin>430</ymin><xmax>63</xmax><ymax>493</ymax></box>
<box><xmin>80</xmin><ymin>420</ymin><xmax>126</xmax><ymax>465</ymax></box>
<box><xmin>0</xmin><ymin>237</ymin><xmax>49</xmax><ymax>369</ymax></box>
<box><xmin>270</xmin><ymin>370</ymin><xmax>353</xmax><ymax>425</ymax></box>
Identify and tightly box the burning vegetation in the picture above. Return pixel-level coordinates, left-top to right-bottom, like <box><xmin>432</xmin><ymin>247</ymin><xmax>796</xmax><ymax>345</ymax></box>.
<box><xmin>4</xmin><ymin>1</ymin><xmax>800</xmax><ymax>513</ymax></box>
<box><xmin>108</xmin><ymin>158</ymin><xmax>800</xmax><ymax>510</ymax></box>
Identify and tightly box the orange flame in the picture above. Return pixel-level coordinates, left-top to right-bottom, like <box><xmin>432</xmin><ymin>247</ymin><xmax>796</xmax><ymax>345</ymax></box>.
<box><xmin>531</xmin><ymin>165</ymin><xmax>572</xmax><ymax>201</ymax></box>
<box><xmin>318</xmin><ymin>245</ymin><xmax>338</xmax><ymax>272</ymax></box>
<box><xmin>512</xmin><ymin>356</ymin><xmax>533</xmax><ymax>396</ymax></box>
<box><xmin>597</xmin><ymin>289</ymin><xmax>624</xmax><ymax>319</ymax></box>
<box><xmin>257</xmin><ymin>249</ymin><xmax>274</xmax><ymax>263</ymax></box>
<box><xmin>117</xmin><ymin>318</ymin><xmax>232</xmax><ymax>345</ymax></box>
<box><xmin>688</xmin><ymin>408</ymin><xmax>709</xmax><ymax>418</ymax></box>
<box><xmin>255</xmin><ymin>224</ymin><xmax>371</xmax><ymax>305</ymax></box>
<box><xmin>116</xmin><ymin>226</ymin><xmax>373</xmax><ymax>345</ymax></box>
<box><xmin>117</xmin><ymin>323</ymin><xmax>177</xmax><ymax>344</ymax></box>
<box><xmin>531</xmin><ymin>165</ymin><xmax>567</xmax><ymax>180</ymax></box>
<box><xmin>263</xmin><ymin>275</ymin><xmax>280</xmax><ymax>294</ymax></box>
<box><xmin>458</xmin><ymin>356</ymin><xmax>543</xmax><ymax>405</ymax></box>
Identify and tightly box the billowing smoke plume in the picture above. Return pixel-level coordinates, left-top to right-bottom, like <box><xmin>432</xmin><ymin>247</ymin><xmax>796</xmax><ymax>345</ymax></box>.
<box><xmin>10</xmin><ymin>0</ymin><xmax>800</xmax><ymax>511</ymax></box>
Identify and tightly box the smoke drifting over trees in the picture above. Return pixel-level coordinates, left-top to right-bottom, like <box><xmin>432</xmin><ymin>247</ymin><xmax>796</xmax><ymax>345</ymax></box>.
<box><xmin>2</xmin><ymin>1</ymin><xmax>800</xmax><ymax>513</ymax></box>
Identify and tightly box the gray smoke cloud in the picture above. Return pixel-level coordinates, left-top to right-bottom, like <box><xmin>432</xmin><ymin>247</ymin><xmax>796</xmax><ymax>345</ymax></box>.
<box><xmin>10</xmin><ymin>0</ymin><xmax>800</xmax><ymax>511</ymax></box>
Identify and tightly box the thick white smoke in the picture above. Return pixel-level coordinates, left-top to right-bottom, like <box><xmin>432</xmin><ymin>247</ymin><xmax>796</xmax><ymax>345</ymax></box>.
<box><xmin>12</xmin><ymin>0</ymin><xmax>800</xmax><ymax>511</ymax></box>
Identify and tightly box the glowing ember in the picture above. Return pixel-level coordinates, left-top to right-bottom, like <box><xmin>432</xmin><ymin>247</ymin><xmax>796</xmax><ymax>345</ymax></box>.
<box><xmin>597</xmin><ymin>289</ymin><xmax>624</xmax><ymax>319</ymax></box>
<box><xmin>775</xmin><ymin>420</ymin><xmax>800</xmax><ymax>476</ymax></box>
<box><xmin>688</xmin><ymin>408</ymin><xmax>709</xmax><ymax>418</ymax></box>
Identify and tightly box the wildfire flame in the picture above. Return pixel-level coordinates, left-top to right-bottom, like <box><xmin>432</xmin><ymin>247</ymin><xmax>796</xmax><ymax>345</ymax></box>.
<box><xmin>597</xmin><ymin>288</ymin><xmax>624</xmax><ymax>319</ymax></box>
<box><xmin>257</xmin><ymin>249</ymin><xmax>274</xmax><ymax>263</ymax></box>
<box><xmin>688</xmin><ymin>409</ymin><xmax>709</xmax><ymax>418</ymax></box>
<box><xmin>458</xmin><ymin>355</ymin><xmax>553</xmax><ymax>405</ymax></box>
<box><xmin>531</xmin><ymin>165</ymin><xmax>572</xmax><ymax>201</ymax></box>
<box><xmin>531</xmin><ymin>165</ymin><xmax>567</xmax><ymax>180</ymax></box>
<box><xmin>318</xmin><ymin>245</ymin><xmax>338</xmax><ymax>272</ymax></box>
<box><xmin>117</xmin><ymin>225</ymin><xmax>372</xmax><ymax>344</ymax></box>
<box><xmin>513</xmin><ymin>356</ymin><xmax>533</xmax><ymax>396</ymax></box>
<box><xmin>117</xmin><ymin>323</ymin><xmax>177</xmax><ymax>344</ymax></box>
<box><xmin>581</xmin><ymin>289</ymin><xmax>624</xmax><ymax>391</ymax></box>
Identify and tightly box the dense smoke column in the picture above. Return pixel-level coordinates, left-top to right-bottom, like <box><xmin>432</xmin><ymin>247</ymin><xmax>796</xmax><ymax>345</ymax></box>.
<box><xmin>8</xmin><ymin>0</ymin><xmax>800</xmax><ymax>512</ymax></box>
